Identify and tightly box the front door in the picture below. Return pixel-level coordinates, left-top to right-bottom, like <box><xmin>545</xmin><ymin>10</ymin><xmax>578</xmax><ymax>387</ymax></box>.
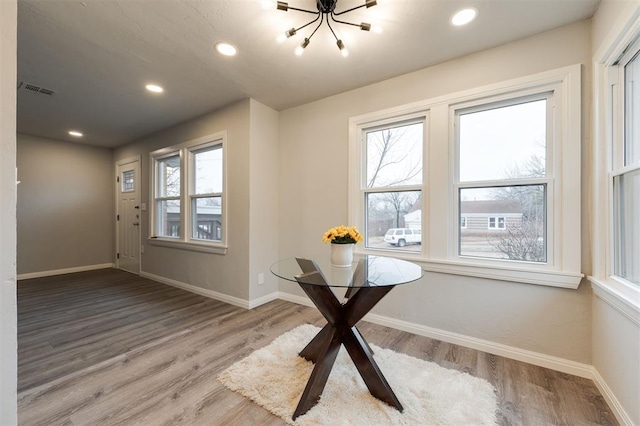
<box><xmin>116</xmin><ymin>159</ymin><xmax>140</xmax><ymax>274</ymax></box>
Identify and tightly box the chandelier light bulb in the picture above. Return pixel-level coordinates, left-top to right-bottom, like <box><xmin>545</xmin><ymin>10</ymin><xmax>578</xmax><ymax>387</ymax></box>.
<box><xmin>260</xmin><ymin>0</ymin><xmax>275</xmax><ymax>9</ymax></box>
<box><xmin>371</xmin><ymin>25</ymin><xmax>383</xmax><ymax>34</ymax></box>
<box><xmin>295</xmin><ymin>38</ymin><xmax>310</xmax><ymax>56</ymax></box>
<box><xmin>337</xmin><ymin>40</ymin><xmax>349</xmax><ymax>57</ymax></box>
<box><xmin>276</xmin><ymin>33</ymin><xmax>287</xmax><ymax>43</ymax></box>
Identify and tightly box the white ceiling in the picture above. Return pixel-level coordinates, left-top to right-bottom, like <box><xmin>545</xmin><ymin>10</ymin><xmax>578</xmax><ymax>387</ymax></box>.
<box><xmin>17</xmin><ymin>0</ymin><xmax>600</xmax><ymax>148</ymax></box>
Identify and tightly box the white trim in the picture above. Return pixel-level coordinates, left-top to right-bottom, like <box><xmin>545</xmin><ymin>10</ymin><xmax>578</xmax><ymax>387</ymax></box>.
<box><xmin>589</xmin><ymin>276</ymin><xmax>640</xmax><ymax>326</ymax></box>
<box><xmin>420</xmin><ymin>259</ymin><xmax>582</xmax><ymax>288</ymax></box>
<box><xmin>591</xmin><ymin>367</ymin><xmax>635</xmax><ymax>426</ymax></box>
<box><xmin>149</xmin><ymin>131</ymin><xmax>228</xmax><ymax>251</ymax></box>
<box><xmin>247</xmin><ymin>292</ymin><xmax>280</xmax><ymax>309</ymax></box>
<box><xmin>17</xmin><ymin>263</ymin><xmax>115</xmax><ymax>280</ymax></box>
<box><xmin>591</xmin><ymin>2</ymin><xmax>640</xmax><ymax>305</ymax></box>
<box><xmin>277</xmin><ymin>291</ymin><xmax>591</xmax><ymax>377</ymax></box>
<box><xmin>139</xmin><ymin>271</ymin><xmax>279</xmax><ymax>310</ymax></box>
<box><xmin>147</xmin><ymin>237</ymin><xmax>228</xmax><ymax>255</ymax></box>
<box><xmin>349</xmin><ymin>65</ymin><xmax>582</xmax><ymax>288</ymax></box>
<box><xmin>140</xmin><ymin>271</ymin><xmax>250</xmax><ymax>309</ymax></box>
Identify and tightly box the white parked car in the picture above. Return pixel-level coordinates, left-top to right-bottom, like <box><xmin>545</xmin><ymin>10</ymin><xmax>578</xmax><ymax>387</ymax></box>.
<box><xmin>383</xmin><ymin>228</ymin><xmax>422</xmax><ymax>247</ymax></box>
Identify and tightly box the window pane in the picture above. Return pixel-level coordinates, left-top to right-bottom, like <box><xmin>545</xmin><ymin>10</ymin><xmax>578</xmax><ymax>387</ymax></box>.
<box><xmin>192</xmin><ymin>197</ymin><xmax>222</xmax><ymax>241</ymax></box>
<box><xmin>625</xmin><ymin>51</ymin><xmax>640</xmax><ymax>166</ymax></box>
<box><xmin>365</xmin><ymin>191</ymin><xmax>421</xmax><ymax>252</ymax></box>
<box><xmin>194</xmin><ymin>146</ymin><xmax>223</xmax><ymax>194</ymax></box>
<box><xmin>121</xmin><ymin>170</ymin><xmax>134</xmax><ymax>192</ymax></box>
<box><xmin>366</xmin><ymin>122</ymin><xmax>423</xmax><ymax>188</ymax></box>
<box><xmin>459</xmin><ymin>99</ymin><xmax>547</xmax><ymax>182</ymax></box>
<box><xmin>157</xmin><ymin>155</ymin><xmax>180</xmax><ymax>197</ymax></box>
<box><xmin>156</xmin><ymin>199</ymin><xmax>180</xmax><ymax>237</ymax></box>
<box><xmin>459</xmin><ymin>185</ymin><xmax>546</xmax><ymax>262</ymax></box>
<box><xmin>614</xmin><ymin>170</ymin><xmax>640</xmax><ymax>285</ymax></box>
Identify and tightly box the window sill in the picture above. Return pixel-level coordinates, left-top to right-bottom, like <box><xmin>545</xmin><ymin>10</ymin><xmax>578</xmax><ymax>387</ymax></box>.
<box><xmin>588</xmin><ymin>276</ymin><xmax>640</xmax><ymax>326</ymax></box>
<box><xmin>357</xmin><ymin>249</ymin><xmax>582</xmax><ymax>288</ymax></box>
<box><xmin>147</xmin><ymin>237</ymin><xmax>228</xmax><ymax>255</ymax></box>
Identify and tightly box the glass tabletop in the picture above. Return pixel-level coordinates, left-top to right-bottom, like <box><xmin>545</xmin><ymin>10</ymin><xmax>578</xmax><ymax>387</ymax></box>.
<box><xmin>270</xmin><ymin>255</ymin><xmax>424</xmax><ymax>288</ymax></box>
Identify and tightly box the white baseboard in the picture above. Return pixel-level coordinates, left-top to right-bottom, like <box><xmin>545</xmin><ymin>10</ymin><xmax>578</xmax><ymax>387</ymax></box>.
<box><xmin>248</xmin><ymin>292</ymin><xmax>280</xmax><ymax>309</ymax></box>
<box><xmin>17</xmin><ymin>263</ymin><xmax>115</xmax><ymax>280</ymax></box>
<box><xmin>591</xmin><ymin>367</ymin><xmax>635</xmax><ymax>426</ymax></box>
<box><xmin>140</xmin><ymin>271</ymin><xmax>262</xmax><ymax>310</ymax></box>
<box><xmin>277</xmin><ymin>292</ymin><xmax>594</xmax><ymax>378</ymax></box>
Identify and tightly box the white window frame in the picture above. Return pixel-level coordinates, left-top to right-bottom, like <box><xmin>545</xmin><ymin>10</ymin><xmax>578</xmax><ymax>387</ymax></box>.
<box><xmin>487</xmin><ymin>216</ymin><xmax>506</xmax><ymax>230</ymax></box>
<box><xmin>350</xmin><ymin>65</ymin><xmax>582</xmax><ymax>288</ymax></box>
<box><xmin>149</xmin><ymin>131</ymin><xmax>227</xmax><ymax>254</ymax></box>
<box><xmin>356</xmin><ymin>112</ymin><xmax>428</xmax><ymax>255</ymax></box>
<box><xmin>590</xmin><ymin>3</ymin><xmax>640</xmax><ymax>323</ymax></box>
<box><xmin>460</xmin><ymin>216</ymin><xmax>467</xmax><ymax>229</ymax></box>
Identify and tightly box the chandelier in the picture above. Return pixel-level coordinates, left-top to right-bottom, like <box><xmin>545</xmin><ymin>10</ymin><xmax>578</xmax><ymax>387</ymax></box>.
<box><xmin>272</xmin><ymin>0</ymin><xmax>379</xmax><ymax>57</ymax></box>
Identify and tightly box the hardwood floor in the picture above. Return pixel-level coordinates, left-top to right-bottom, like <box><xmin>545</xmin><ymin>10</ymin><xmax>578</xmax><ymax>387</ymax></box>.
<box><xmin>17</xmin><ymin>268</ymin><xmax>617</xmax><ymax>425</ymax></box>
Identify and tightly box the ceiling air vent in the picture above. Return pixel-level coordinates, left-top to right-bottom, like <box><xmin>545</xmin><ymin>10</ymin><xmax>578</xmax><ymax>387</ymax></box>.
<box><xmin>17</xmin><ymin>81</ymin><xmax>57</xmax><ymax>96</ymax></box>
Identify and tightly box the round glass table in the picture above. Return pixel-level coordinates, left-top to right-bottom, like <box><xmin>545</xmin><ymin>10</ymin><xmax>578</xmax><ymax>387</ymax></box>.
<box><xmin>270</xmin><ymin>255</ymin><xmax>424</xmax><ymax>420</ymax></box>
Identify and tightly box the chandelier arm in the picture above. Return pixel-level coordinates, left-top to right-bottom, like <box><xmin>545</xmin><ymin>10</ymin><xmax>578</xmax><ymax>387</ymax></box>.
<box><xmin>295</xmin><ymin>13</ymin><xmax>322</xmax><ymax>33</ymax></box>
<box><xmin>330</xmin><ymin>13</ymin><xmax>362</xmax><ymax>28</ymax></box>
<box><xmin>325</xmin><ymin>17</ymin><xmax>340</xmax><ymax>41</ymax></box>
<box><xmin>287</xmin><ymin>5</ymin><xmax>322</xmax><ymax>14</ymax></box>
<box><xmin>332</xmin><ymin>3</ymin><xmax>366</xmax><ymax>16</ymax></box>
<box><xmin>305</xmin><ymin>13</ymin><xmax>325</xmax><ymax>41</ymax></box>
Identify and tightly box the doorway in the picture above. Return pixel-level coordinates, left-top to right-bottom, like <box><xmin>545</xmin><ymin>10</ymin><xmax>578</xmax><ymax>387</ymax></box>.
<box><xmin>116</xmin><ymin>157</ymin><xmax>141</xmax><ymax>274</ymax></box>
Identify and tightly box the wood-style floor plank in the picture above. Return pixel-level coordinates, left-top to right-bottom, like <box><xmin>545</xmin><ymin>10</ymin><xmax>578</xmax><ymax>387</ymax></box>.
<box><xmin>17</xmin><ymin>268</ymin><xmax>618</xmax><ymax>425</ymax></box>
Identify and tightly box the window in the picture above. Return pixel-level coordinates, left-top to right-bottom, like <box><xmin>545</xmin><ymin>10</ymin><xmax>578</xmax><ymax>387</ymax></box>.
<box><xmin>150</xmin><ymin>132</ymin><xmax>226</xmax><ymax>253</ymax></box>
<box><xmin>121</xmin><ymin>170</ymin><xmax>135</xmax><ymax>192</ymax></box>
<box><xmin>155</xmin><ymin>153</ymin><xmax>181</xmax><ymax>238</ymax></box>
<box><xmin>361</xmin><ymin>118</ymin><xmax>424</xmax><ymax>253</ymax></box>
<box><xmin>612</xmin><ymin>45</ymin><xmax>640</xmax><ymax>286</ymax></box>
<box><xmin>456</xmin><ymin>97</ymin><xmax>549</xmax><ymax>263</ymax></box>
<box><xmin>488</xmin><ymin>217</ymin><xmax>506</xmax><ymax>230</ymax></box>
<box><xmin>190</xmin><ymin>145</ymin><xmax>223</xmax><ymax>242</ymax></box>
<box><xmin>350</xmin><ymin>65</ymin><xmax>582</xmax><ymax>287</ymax></box>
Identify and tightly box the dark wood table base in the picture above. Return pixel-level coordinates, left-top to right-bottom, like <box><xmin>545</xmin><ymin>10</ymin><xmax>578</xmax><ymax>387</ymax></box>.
<box><xmin>293</xmin><ymin>277</ymin><xmax>403</xmax><ymax>420</ymax></box>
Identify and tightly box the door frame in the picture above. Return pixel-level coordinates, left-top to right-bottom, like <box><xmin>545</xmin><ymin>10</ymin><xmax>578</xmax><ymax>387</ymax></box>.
<box><xmin>115</xmin><ymin>155</ymin><xmax>142</xmax><ymax>274</ymax></box>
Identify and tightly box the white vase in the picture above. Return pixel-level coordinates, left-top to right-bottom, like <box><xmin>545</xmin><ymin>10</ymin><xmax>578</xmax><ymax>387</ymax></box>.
<box><xmin>330</xmin><ymin>243</ymin><xmax>354</xmax><ymax>268</ymax></box>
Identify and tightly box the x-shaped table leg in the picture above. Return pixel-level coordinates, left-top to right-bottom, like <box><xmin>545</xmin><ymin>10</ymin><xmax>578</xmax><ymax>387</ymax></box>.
<box><xmin>293</xmin><ymin>280</ymin><xmax>403</xmax><ymax>420</ymax></box>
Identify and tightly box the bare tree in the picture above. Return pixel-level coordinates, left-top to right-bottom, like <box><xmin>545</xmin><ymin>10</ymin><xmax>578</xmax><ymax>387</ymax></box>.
<box><xmin>366</xmin><ymin>125</ymin><xmax>422</xmax><ymax>234</ymax></box>
<box><xmin>367</xmin><ymin>127</ymin><xmax>422</xmax><ymax>188</ymax></box>
<box><xmin>490</xmin><ymin>154</ymin><xmax>546</xmax><ymax>261</ymax></box>
<box><xmin>384</xmin><ymin>191</ymin><xmax>419</xmax><ymax>228</ymax></box>
<box><xmin>492</xmin><ymin>221</ymin><xmax>545</xmax><ymax>262</ymax></box>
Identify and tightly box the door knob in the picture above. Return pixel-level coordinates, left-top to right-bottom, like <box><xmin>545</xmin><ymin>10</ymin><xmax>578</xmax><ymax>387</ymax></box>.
<box><xmin>133</xmin><ymin>222</ymin><xmax>140</xmax><ymax>226</ymax></box>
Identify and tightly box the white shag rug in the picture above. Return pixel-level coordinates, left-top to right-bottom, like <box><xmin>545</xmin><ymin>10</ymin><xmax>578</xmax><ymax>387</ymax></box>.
<box><xmin>218</xmin><ymin>324</ymin><xmax>498</xmax><ymax>425</ymax></box>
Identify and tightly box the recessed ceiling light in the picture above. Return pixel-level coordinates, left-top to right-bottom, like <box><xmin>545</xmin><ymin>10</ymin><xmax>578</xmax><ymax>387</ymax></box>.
<box><xmin>215</xmin><ymin>42</ymin><xmax>237</xmax><ymax>57</ymax></box>
<box><xmin>68</xmin><ymin>130</ymin><xmax>83</xmax><ymax>137</ymax></box>
<box><xmin>145</xmin><ymin>84</ymin><xmax>164</xmax><ymax>93</ymax></box>
<box><xmin>451</xmin><ymin>8</ymin><xmax>478</xmax><ymax>26</ymax></box>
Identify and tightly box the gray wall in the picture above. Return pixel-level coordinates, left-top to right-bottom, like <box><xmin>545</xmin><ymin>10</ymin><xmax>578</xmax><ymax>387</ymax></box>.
<box><xmin>248</xmin><ymin>99</ymin><xmax>280</xmax><ymax>301</ymax></box>
<box><xmin>278</xmin><ymin>21</ymin><xmax>594</xmax><ymax>363</ymax></box>
<box><xmin>0</xmin><ymin>0</ymin><xmax>18</xmax><ymax>422</ymax></box>
<box><xmin>16</xmin><ymin>134</ymin><xmax>114</xmax><ymax>275</ymax></box>
<box><xmin>115</xmin><ymin>99</ymin><xmax>281</xmax><ymax>302</ymax></box>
